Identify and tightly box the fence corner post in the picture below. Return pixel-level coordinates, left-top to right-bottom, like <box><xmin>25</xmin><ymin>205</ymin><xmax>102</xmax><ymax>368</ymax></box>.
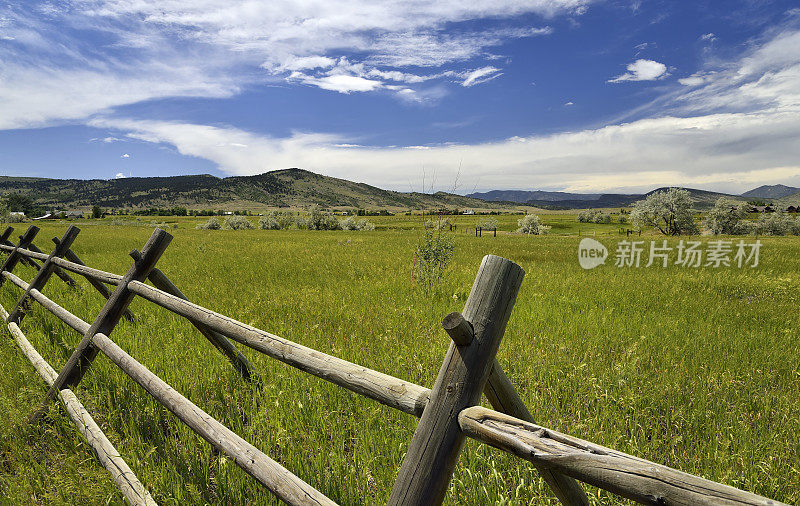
<box><xmin>388</xmin><ymin>254</ymin><xmax>524</xmax><ymax>506</ymax></box>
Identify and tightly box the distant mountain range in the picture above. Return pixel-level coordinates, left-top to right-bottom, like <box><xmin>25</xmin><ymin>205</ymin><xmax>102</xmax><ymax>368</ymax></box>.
<box><xmin>0</xmin><ymin>169</ymin><xmax>509</xmax><ymax>211</ymax></box>
<box><xmin>740</xmin><ymin>184</ymin><xmax>800</xmax><ymax>199</ymax></box>
<box><xmin>467</xmin><ymin>185</ymin><xmax>800</xmax><ymax>209</ymax></box>
<box><xmin>2</xmin><ymin>168</ymin><xmax>798</xmax><ymax>212</ymax></box>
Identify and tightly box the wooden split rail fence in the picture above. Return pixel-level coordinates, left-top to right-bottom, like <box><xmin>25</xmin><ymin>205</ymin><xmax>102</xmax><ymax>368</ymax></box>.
<box><xmin>0</xmin><ymin>224</ymin><xmax>784</xmax><ymax>505</ymax></box>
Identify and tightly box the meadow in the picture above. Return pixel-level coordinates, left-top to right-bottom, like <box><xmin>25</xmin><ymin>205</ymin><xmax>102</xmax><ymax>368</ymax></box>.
<box><xmin>0</xmin><ymin>215</ymin><xmax>798</xmax><ymax>505</ymax></box>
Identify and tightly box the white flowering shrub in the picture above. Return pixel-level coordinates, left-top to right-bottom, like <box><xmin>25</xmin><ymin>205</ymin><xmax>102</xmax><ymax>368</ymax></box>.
<box><xmin>517</xmin><ymin>214</ymin><xmax>549</xmax><ymax>234</ymax></box>
<box><xmin>753</xmin><ymin>212</ymin><xmax>800</xmax><ymax>236</ymax></box>
<box><xmin>305</xmin><ymin>205</ymin><xmax>341</xmax><ymax>230</ymax></box>
<box><xmin>196</xmin><ymin>217</ymin><xmax>221</xmax><ymax>230</ymax></box>
<box><xmin>704</xmin><ymin>198</ymin><xmax>751</xmax><ymax>235</ymax></box>
<box><xmin>259</xmin><ymin>211</ymin><xmax>296</xmax><ymax>230</ymax></box>
<box><xmin>222</xmin><ymin>215</ymin><xmax>255</xmax><ymax>230</ymax></box>
<box><xmin>631</xmin><ymin>188</ymin><xmax>698</xmax><ymax>235</ymax></box>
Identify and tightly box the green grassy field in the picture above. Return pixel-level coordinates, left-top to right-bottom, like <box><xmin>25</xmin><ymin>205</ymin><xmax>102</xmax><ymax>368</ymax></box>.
<box><xmin>0</xmin><ymin>217</ymin><xmax>798</xmax><ymax>505</ymax></box>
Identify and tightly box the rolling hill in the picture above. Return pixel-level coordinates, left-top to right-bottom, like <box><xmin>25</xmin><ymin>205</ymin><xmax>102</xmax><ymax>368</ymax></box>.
<box><xmin>469</xmin><ymin>187</ymin><xmax>744</xmax><ymax>209</ymax></box>
<box><xmin>741</xmin><ymin>184</ymin><xmax>800</xmax><ymax>199</ymax></box>
<box><xmin>0</xmin><ymin>169</ymin><xmax>511</xmax><ymax>211</ymax></box>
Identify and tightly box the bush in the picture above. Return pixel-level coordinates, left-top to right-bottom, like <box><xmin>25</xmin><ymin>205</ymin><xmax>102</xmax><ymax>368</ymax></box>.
<box><xmin>223</xmin><ymin>215</ymin><xmax>255</xmax><ymax>230</ymax></box>
<box><xmin>753</xmin><ymin>212</ymin><xmax>800</xmax><ymax>236</ymax></box>
<box><xmin>577</xmin><ymin>210</ymin><xmax>600</xmax><ymax>223</ymax></box>
<box><xmin>412</xmin><ymin>229</ymin><xmax>454</xmax><ymax>291</ymax></box>
<box><xmin>425</xmin><ymin>217</ymin><xmax>451</xmax><ymax>231</ymax></box>
<box><xmin>356</xmin><ymin>219</ymin><xmax>375</xmax><ymax>231</ymax></box>
<box><xmin>618</xmin><ymin>215</ymin><xmax>628</xmax><ymax>224</ymax></box>
<box><xmin>594</xmin><ymin>213</ymin><xmax>612</xmax><ymax>224</ymax></box>
<box><xmin>340</xmin><ymin>216</ymin><xmax>375</xmax><ymax>231</ymax></box>
<box><xmin>517</xmin><ymin>214</ymin><xmax>549</xmax><ymax>235</ymax></box>
<box><xmin>305</xmin><ymin>205</ymin><xmax>341</xmax><ymax>230</ymax></box>
<box><xmin>259</xmin><ymin>211</ymin><xmax>296</xmax><ymax>230</ymax></box>
<box><xmin>259</xmin><ymin>214</ymin><xmax>281</xmax><ymax>230</ymax></box>
<box><xmin>704</xmin><ymin>198</ymin><xmax>750</xmax><ymax>235</ymax></box>
<box><xmin>196</xmin><ymin>217</ymin><xmax>221</xmax><ymax>230</ymax></box>
<box><xmin>2</xmin><ymin>213</ymin><xmax>26</xmax><ymax>223</ymax></box>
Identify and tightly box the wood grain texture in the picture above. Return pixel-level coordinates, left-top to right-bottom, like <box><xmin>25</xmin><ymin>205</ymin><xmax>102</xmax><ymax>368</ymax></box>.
<box><xmin>54</xmin><ymin>237</ymin><xmax>132</xmax><ymax>321</ymax></box>
<box><xmin>485</xmin><ymin>362</ymin><xmax>589</xmax><ymax>506</ymax></box>
<box><xmin>0</xmin><ymin>226</ymin><xmax>39</xmax><ymax>288</ymax></box>
<box><xmin>127</xmin><ymin>279</ymin><xmax>431</xmax><ymax>417</ymax></box>
<box><xmin>7</xmin><ymin>225</ymin><xmax>80</xmax><ymax>324</ymax></box>
<box><xmin>28</xmin><ymin>243</ymin><xmax>79</xmax><ymax>289</ymax></box>
<box><xmin>442</xmin><ymin>312</ymin><xmax>473</xmax><ymax>346</ymax></box>
<box><xmin>91</xmin><ymin>332</ymin><xmax>336</xmax><ymax>506</ymax></box>
<box><xmin>42</xmin><ymin>229</ymin><xmax>172</xmax><ymax>413</ymax></box>
<box><xmin>2</xmin><ymin>271</ymin><xmax>89</xmax><ymax>334</ymax></box>
<box><xmin>388</xmin><ymin>255</ymin><xmax>525</xmax><ymax>506</ymax></box>
<box><xmin>459</xmin><ymin>406</ymin><xmax>784</xmax><ymax>506</ymax></box>
<box><xmin>4</xmin><ymin>314</ymin><xmax>156</xmax><ymax>506</ymax></box>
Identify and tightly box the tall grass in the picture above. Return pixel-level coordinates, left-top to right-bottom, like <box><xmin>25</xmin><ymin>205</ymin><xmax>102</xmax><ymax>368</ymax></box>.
<box><xmin>0</xmin><ymin>221</ymin><xmax>798</xmax><ymax>504</ymax></box>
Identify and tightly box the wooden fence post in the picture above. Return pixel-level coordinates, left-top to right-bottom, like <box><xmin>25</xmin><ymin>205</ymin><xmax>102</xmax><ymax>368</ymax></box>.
<box><xmin>1</xmin><ymin>228</ymin><xmax>45</xmax><ymax>271</ymax></box>
<box><xmin>7</xmin><ymin>226</ymin><xmax>81</xmax><ymax>325</ymax></box>
<box><xmin>129</xmin><ymin>249</ymin><xmax>256</xmax><ymax>383</ymax></box>
<box><xmin>35</xmin><ymin>228</ymin><xmax>172</xmax><ymax>417</ymax></box>
<box><xmin>53</xmin><ymin>236</ymin><xmax>133</xmax><ymax>321</ymax></box>
<box><xmin>388</xmin><ymin>255</ymin><xmax>524</xmax><ymax>505</ymax></box>
<box><xmin>28</xmin><ymin>243</ymin><xmax>79</xmax><ymax>289</ymax></box>
<box><xmin>0</xmin><ymin>226</ymin><xmax>40</xmax><ymax>289</ymax></box>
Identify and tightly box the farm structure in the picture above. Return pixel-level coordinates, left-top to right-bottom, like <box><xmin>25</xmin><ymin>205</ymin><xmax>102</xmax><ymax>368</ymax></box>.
<box><xmin>0</xmin><ymin>224</ymin><xmax>786</xmax><ymax>506</ymax></box>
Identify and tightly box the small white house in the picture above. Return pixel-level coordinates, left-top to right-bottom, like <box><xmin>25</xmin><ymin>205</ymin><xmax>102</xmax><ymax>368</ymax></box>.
<box><xmin>462</xmin><ymin>209</ymin><xmax>475</xmax><ymax>215</ymax></box>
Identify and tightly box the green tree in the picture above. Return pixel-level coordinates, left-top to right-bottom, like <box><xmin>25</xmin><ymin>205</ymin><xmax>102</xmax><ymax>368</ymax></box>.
<box><xmin>91</xmin><ymin>205</ymin><xmax>103</xmax><ymax>219</ymax></box>
<box><xmin>631</xmin><ymin>188</ymin><xmax>698</xmax><ymax>235</ymax></box>
<box><xmin>704</xmin><ymin>198</ymin><xmax>750</xmax><ymax>235</ymax></box>
<box><xmin>3</xmin><ymin>194</ymin><xmax>34</xmax><ymax>215</ymax></box>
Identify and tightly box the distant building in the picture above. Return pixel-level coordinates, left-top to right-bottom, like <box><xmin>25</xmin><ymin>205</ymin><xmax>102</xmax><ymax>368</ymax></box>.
<box><xmin>462</xmin><ymin>209</ymin><xmax>475</xmax><ymax>215</ymax></box>
<box><xmin>32</xmin><ymin>213</ymin><xmax>53</xmax><ymax>220</ymax></box>
<box><xmin>65</xmin><ymin>210</ymin><xmax>84</xmax><ymax>219</ymax></box>
<box><xmin>9</xmin><ymin>211</ymin><xmax>25</xmax><ymax>217</ymax></box>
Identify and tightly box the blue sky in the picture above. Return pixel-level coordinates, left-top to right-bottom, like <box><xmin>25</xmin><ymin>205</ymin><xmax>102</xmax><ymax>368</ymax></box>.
<box><xmin>1</xmin><ymin>0</ymin><xmax>799</xmax><ymax>194</ymax></box>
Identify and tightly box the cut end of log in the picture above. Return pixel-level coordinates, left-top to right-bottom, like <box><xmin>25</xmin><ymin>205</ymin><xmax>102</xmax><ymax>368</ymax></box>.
<box><xmin>442</xmin><ymin>312</ymin><xmax>474</xmax><ymax>346</ymax></box>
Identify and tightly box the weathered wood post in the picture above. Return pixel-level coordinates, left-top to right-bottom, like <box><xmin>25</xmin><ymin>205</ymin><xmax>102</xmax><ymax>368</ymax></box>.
<box><xmin>440</xmin><ymin>313</ymin><xmax>589</xmax><ymax>505</ymax></box>
<box><xmin>388</xmin><ymin>254</ymin><xmax>524</xmax><ymax>505</ymax></box>
<box><xmin>53</xmin><ymin>236</ymin><xmax>133</xmax><ymax>321</ymax></box>
<box><xmin>129</xmin><ymin>249</ymin><xmax>257</xmax><ymax>383</ymax></box>
<box><xmin>7</xmin><ymin>226</ymin><xmax>81</xmax><ymax>325</ymax></box>
<box><xmin>1</xmin><ymin>227</ymin><xmax>44</xmax><ymax>271</ymax></box>
<box><xmin>0</xmin><ymin>226</ymin><xmax>40</xmax><ymax>289</ymax></box>
<box><xmin>35</xmin><ymin>228</ymin><xmax>172</xmax><ymax>417</ymax></box>
<box><xmin>28</xmin><ymin>242</ymin><xmax>79</xmax><ymax>289</ymax></box>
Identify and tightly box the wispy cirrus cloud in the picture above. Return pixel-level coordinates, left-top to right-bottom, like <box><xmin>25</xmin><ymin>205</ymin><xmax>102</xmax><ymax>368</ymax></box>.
<box><xmin>0</xmin><ymin>0</ymin><xmax>582</xmax><ymax>129</ymax></box>
<box><xmin>88</xmin><ymin>25</ymin><xmax>800</xmax><ymax>194</ymax></box>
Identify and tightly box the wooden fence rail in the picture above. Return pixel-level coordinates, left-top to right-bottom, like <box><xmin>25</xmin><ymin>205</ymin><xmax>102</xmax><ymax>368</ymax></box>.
<box><xmin>0</xmin><ymin>224</ymin><xmax>785</xmax><ymax>506</ymax></box>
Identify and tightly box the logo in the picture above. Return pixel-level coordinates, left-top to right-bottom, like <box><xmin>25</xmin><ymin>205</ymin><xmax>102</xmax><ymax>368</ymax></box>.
<box><xmin>578</xmin><ymin>238</ymin><xmax>608</xmax><ymax>269</ymax></box>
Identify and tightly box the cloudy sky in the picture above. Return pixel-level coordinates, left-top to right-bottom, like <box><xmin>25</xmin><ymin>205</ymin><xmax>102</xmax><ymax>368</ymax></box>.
<box><xmin>1</xmin><ymin>0</ymin><xmax>799</xmax><ymax>194</ymax></box>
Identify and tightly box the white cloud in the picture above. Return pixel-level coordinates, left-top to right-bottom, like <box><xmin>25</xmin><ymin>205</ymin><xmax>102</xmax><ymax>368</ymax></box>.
<box><xmin>462</xmin><ymin>67</ymin><xmax>503</xmax><ymax>87</ymax></box>
<box><xmin>89</xmin><ymin>104</ymin><xmax>800</xmax><ymax>195</ymax></box>
<box><xmin>84</xmin><ymin>26</ymin><xmax>800</xmax><ymax>195</ymax></box>
<box><xmin>700</xmin><ymin>32</ymin><xmax>716</xmax><ymax>42</ymax></box>
<box><xmin>115</xmin><ymin>172</ymin><xmax>125</xmax><ymax>178</ymax></box>
<box><xmin>289</xmin><ymin>73</ymin><xmax>384</xmax><ymax>93</ymax></box>
<box><xmin>608</xmin><ymin>59</ymin><xmax>668</xmax><ymax>82</ymax></box>
<box><xmin>564</xmin><ymin>101</ymin><xmax>574</xmax><ymax>106</ymax></box>
<box><xmin>0</xmin><ymin>0</ymin><xmax>578</xmax><ymax>128</ymax></box>
<box><xmin>121</xmin><ymin>153</ymin><xmax>130</xmax><ymax>158</ymax></box>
